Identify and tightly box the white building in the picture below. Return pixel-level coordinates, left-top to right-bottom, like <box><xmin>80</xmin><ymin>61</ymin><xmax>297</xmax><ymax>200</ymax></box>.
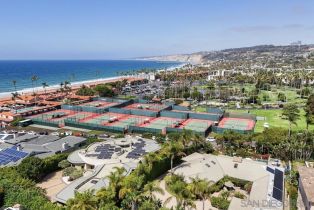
<box><xmin>171</xmin><ymin>153</ymin><xmax>285</xmax><ymax>210</ymax></box>
<box><xmin>55</xmin><ymin>136</ymin><xmax>160</xmax><ymax>204</ymax></box>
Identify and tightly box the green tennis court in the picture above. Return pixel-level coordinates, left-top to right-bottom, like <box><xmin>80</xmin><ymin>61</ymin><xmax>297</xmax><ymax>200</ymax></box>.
<box><xmin>82</xmin><ymin>113</ymin><xmax>125</xmax><ymax>124</ymax></box>
<box><xmin>180</xmin><ymin>119</ymin><xmax>212</xmax><ymax>132</ymax></box>
<box><xmin>218</xmin><ymin>117</ymin><xmax>255</xmax><ymax>130</ymax></box>
<box><xmin>142</xmin><ymin>117</ymin><xmax>182</xmax><ymax>129</ymax></box>
<box><xmin>109</xmin><ymin>116</ymin><xmax>151</xmax><ymax>128</ymax></box>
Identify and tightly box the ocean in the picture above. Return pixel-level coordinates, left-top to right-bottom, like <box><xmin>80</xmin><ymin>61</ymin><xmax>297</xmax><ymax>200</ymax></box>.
<box><xmin>0</xmin><ymin>60</ymin><xmax>181</xmax><ymax>95</ymax></box>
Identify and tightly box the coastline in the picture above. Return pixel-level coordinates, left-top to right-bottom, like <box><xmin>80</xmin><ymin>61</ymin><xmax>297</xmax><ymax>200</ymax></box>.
<box><xmin>0</xmin><ymin>62</ymin><xmax>185</xmax><ymax>101</ymax></box>
<box><xmin>0</xmin><ymin>76</ymin><xmax>134</xmax><ymax>101</ymax></box>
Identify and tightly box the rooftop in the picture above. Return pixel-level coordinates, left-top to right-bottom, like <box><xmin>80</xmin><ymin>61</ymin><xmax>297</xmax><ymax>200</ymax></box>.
<box><xmin>172</xmin><ymin>153</ymin><xmax>284</xmax><ymax>210</ymax></box>
<box><xmin>56</xmin><ymin>136</ymin><xmax>160</xmax><ymax>204</ymax></box>
<box><xmin>298</xmin><ymin>166</ymin><xmax>314</xmax><ymax>203</ymax></box>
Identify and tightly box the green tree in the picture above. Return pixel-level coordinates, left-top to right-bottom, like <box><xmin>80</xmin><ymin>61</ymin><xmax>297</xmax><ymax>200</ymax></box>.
<box><xmin>142</xmin><ymin>181</ymin><xmax>164</xmax><ymax>201</ymax></box>
<box><xmin>282</xmin><ymin>104</ymin><xmax>300</xmax><ymax>136</ymax></box>
<box><xmin>305</xmin><ymin>94</ymin><xmax>314</xmax><ymax>130</ymax></box>
<box><xmin>16</xmin><ymin>157</ymin><xmax>45</xmax><ymax>181</ymax></box>
<box><xmin>42</xmin><ymin>82</ymin><xmax>49</xmax><ymax>95</ymax></box>
<box><xmin>188</xmin><ymin>177</ymin><xmax>212</xmax><ymax>210</ymax></box>
<box><xmin>94</xmin><ymin>84</ymin><xmax>115</xmax><ymax>97</ymax></box>
<box><xmin>66</xmin><ymin>190</ymin><xmax>98</xmax><ymax>210</ymax></box>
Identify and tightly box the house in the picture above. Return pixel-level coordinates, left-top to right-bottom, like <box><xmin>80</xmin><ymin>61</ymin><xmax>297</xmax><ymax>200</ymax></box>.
<box><xmin>297</xmin><ymin>166</ymin><xmax>314</xmax><ymax>210</ymax></box>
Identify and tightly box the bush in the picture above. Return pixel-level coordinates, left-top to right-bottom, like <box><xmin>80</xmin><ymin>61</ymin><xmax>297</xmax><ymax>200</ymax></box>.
<box><xmin>234</xmin><ymin>191</ymin><xmax>246</xmax><ymax>199</ymax></box>
<box><xmin>210</xmin><ymin>196</ymin><xmax>230</xmax><ymax>210</ymax></box>
<box><xmin>94</xmin><ymin>84</ymin><xmax>115</xmax><ymax>97</ymax></box>
<box><xmin>43</xmin><ymin>153</ymin><xmax>69</xmax><ymax>173</ymax></box>
<box><xmin>174</xmin><ymin>99</ymin><xmax>183</xmax><ymax>105</ymax></box>
<box><xmin>76</xmin><ymin>85</ymin><xmax>95</xmax><ymax>96</ymax></box>
<box><xmin>0</xmin><ymin>168</ymin><xmax>61</xmax><ymax>210</ymax></box>
<box><xmin>63</xmin><ymin>167</ymin><xmax>76</xmax><ymax>177</ymax></box>
<box><xmin>16</xmin><ymin>157</ymin><xmax>45</xmax><ymax>182</ymax></box>
<box><xmin>0</xmin><ymin>187</ymin><xmax>4</xmax><ymax>207</ymax></box>
<box><xmin>63</xmin><ymin>167</ymin><xmax>83</xmax><ymax>181</ymax></box>
<box><xmin>142</xmin><ymin>133</ymin><xmax>153</xmax><ymax>139</ymax></box>
<box><xmin>58</xmin><ymin>160</ymin><xmax>71</xmax><ymax>169</ymax></box>
<box><xmin>69</xmin><ymin>169</ymin><xmax>83</xmax><ymax>181</ymax></box>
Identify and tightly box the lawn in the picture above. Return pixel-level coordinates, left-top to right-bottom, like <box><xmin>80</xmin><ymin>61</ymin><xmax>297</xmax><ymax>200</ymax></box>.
<box><xmin>226</xmin><ymin>108</ymin><xmax>314</xmax><ymax>133</ymax></box>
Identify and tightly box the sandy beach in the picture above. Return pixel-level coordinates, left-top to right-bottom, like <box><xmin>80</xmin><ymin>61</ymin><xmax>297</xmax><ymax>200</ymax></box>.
<box><xmin>0</xmin><ymin>76</ymin><xmax>142</xmax><ymax>102</ymax></box>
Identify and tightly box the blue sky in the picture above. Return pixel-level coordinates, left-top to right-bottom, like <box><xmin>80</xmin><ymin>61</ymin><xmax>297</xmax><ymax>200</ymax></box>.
<box><xmin>0</xmin><ymin>0</ymin><xmax>313</xmax><ymax>59</ymax></box>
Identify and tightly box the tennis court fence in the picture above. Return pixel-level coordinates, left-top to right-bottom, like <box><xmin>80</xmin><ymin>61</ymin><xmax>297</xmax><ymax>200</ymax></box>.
<box><xmin>64</xmin><ymin>119</ymin><xmax>125</xmax><ymax>132</ymax></box>
<box><xmin>31</xmin><ymin>118</ymin><xmax>61</xmax><ymax>128</ymax></box>
<box><xmin>189</xmin><ymin>113</ymin><xmax>221</xmax><ymax>121</ymax></box>
<box><xmin>223</xmin><ymin>112</ymin><xmax>257</xmax><ymax>121</ymax></box>
<box><xmin>166</xmin><ymin>127</ymin><xmax>211</xmax><ymax>137</ymax></box>
<box><xmin>172</xmin><ymin>105</ymin><xmax>190</xmax><ymax>111</ymax></box>
<box><xmin>212</xmin><ymin>126</ymin><xmax>254</xmax><ymax>134</ymax></box>
<box><xmin>160</xmin><ymin>110</ymin><xmax>188</xmax><ymax>119</ymax></box>
<box><xmin>128</xmin><ymin>125</ymin><xmax>162</xmax><ymax>134</ymax></box>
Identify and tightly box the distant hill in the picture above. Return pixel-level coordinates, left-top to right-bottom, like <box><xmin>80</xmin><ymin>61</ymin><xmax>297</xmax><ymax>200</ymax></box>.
<box><xmin>138</xmin><ymin>44</ymin><xmax>314</xmax><ymax>64</ymax></box>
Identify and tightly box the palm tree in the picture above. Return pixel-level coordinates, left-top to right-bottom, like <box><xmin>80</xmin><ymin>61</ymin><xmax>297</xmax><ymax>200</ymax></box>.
<box><xmin>42</xmin><ymin>82</ymin><xmax>49</xmax><ymax>95</ymax></box>
<box><xmin>31</xmin><ymin>75</ymin><xmax>39</xmax><ymax>105</ymax></box>
<box><xmin>142</xmin><ymin>181</ymin><xmax>164</xmax><ymax>201</ymax></box>
<box><xmin>163</xmin><ymin>141</ymin><xmax>185</xmax><ymax>173</ymax></box>
<box><xmin>66</xmin><ymin>190</ymin><xmax>98</xmax><ymax>210</ymax></box>
<box><xmin>119</xmin><ymin>175</ymin><xmax>145</xmax><ymax>210</ymax></box>
<box><xmin>189</xmin><ymin>177</ymin><xmax>212</xmax><ymax>210</ymax></box>
<box><xmin>282</xmin><ymin>103</ymin><xmax>300</xmax><ymax>137</ymax></box>
<box><xmin>164</xmin><ymin>175</ymin><xmax>195</xmax><ymax>210</ymax></box>
<box><xmin>11</xmin><ymin>92</ymin><xmax>20</xmax><ymax>114</ymax></box>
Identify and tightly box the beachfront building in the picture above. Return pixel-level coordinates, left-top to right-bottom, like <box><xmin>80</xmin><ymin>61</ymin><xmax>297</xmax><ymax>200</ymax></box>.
<box><xmin>159</xmin><ymin>153</ymin><xmax>285</xmax><ymax>210</ymax></box>
<box><xmin>55</xmin><ymin>136</ymin><xmax>160</xmax><ymax>204</ymax></box>
<box><xmin>297</xmin><ymin>165</ymin><xmax>314</xmax><ymax>210</ymax></box>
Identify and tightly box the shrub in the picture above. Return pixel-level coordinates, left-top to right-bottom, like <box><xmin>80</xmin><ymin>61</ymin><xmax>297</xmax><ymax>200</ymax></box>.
<box><xmin>174</xmin><ymin>99</ymin><xmax>183</xmax><ymax>105</ymax></box>
<box><xmin>58</xmin><ymin>160</ymin><xmax>71</xmax><ymax>169</ymax></box>
<box><xmin>0</xmin><ymin>187</ymin><xmax>4</xmax><ymax>207</ymax></box>
<box><xmin>16</xmin><ymin>157</ymin><xmax>45</xmax><ymax>182</ymax></box>
<box><xmin>210</xmin><ymin>196</ymin><xmax>230</xmax><ymax>210</ymax></box>
<box><xmin>69</xmin><ymin>169</ymin><xmax>83</xmax><ymax>181</ymax></box>
<box><xmin>63</xmin><ymin>167</ymin><xmax>83</xmax><ymax>181</ymax></box>
<box><xmin>76</xmin><ymin>85</ymin><xmax>95</xmax><ymax>96</ymax></box>
<box><xmin>234</xmin><ymin>191</ymin><xmax>246</xmax><ymax>199</ymax></box>
<box><xmin>63</xmin><ymin>167</ymin><xmax>76</xmax><ymax>177</ymax></box>
<box><xmin>43</xmin><ymin>153</ymin><xmax>69</xmax><ymax>173</ymax></box>
<box><xmin>142</xmin><ymin>133</ymin><xmax>153</xmax><ymax>139</ymax></box>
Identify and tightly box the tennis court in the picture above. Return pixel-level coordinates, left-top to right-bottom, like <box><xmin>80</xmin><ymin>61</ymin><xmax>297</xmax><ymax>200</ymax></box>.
<box><xmin>30</xmin><ymin>110</ymin><xmax>94</xmax><ymax>124</ymax></box>
<box><xmin>123</xmin><ymin>103</ymin><xmax>167</xmax><ymax>111</ymax></box>
<box><xmin>108</xmin><ymin>115</ymin><xmax>154</xmax><ymax>128</ymax></box>
<box><xmin>218</xmin><ymin>117</ymin><xmax>255</xmax><ymax>131</ymax></box>
<box><xmin>139</xmin><ymin>117</ymin><xmax>184</xmax><ymax>129</ymax></box>
<box><xmin>80</xmin><ymin>101</ymin><xmax>118</xmax><ymax>108</ymax></box>
<box><xmin>81</xmin><ymin>112</ymin><xmax>127</xmax><ymax>125</ymax></box>
<box><xmin>177</xmin><ymin>119</ymin><xmax>213</xmax><ymax>132</ymax></box>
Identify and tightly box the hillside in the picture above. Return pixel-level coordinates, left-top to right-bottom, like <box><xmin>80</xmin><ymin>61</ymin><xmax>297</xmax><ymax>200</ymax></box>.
<box><xmin>138</xmin><ymin>44</ymin><xmax>314</xmax><ymax>64</ymax></box>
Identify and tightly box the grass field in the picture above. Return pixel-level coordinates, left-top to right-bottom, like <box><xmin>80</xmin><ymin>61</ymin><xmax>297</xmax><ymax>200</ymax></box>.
<box><xmin>226</xmin><ymin>109</ymin><xmax>314</xmax><ymax>133</ymax></box>
<box><xmin>195</xmin><ymin>106</ymin><xmax>313</xmax><ymax>133</ymax></box>
<box><xmin>198</xmin><ymin>83</ymin><xmax>311</xmax><ymax>105</ymax></box>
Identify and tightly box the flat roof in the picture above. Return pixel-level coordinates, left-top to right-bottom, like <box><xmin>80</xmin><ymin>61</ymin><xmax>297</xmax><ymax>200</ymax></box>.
<box><xmin>27</xmin><ymin>135</ymin><xmax>60</xmax><ymax>145</ymax></box>
<box><xmin>5</xmin><ymin>134</ymin><xmax>38</xmax><ymax>145</ymax></box>
<box><xmin>44</xmin><ymin>136</ymin><xmax>86</xmax><ymax>153</ymax></box>
<box><xmin>298</xmin><ymin>166</ymin><xmax>314</xmax><ymax>203</ymax></box>
<box><xmin>174</xmin><ymin>153</ymin><xmax>283</xmax><ymax>210</ymax></box>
